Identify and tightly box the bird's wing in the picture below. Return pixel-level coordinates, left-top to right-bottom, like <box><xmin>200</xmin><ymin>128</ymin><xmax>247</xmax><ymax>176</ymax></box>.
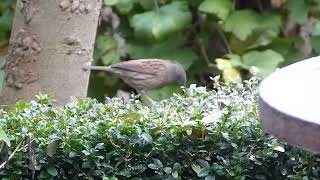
<box><xmin>109</xmin><ymin>59</ymin><xmax>167</xmax><ymax>79</ymax></box>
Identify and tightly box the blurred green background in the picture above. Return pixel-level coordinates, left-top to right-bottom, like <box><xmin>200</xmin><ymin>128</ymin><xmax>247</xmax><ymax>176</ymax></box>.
<box><xmin>1</xmin><ymin>0</ymin><xmax>320</xmax><ymax>101</ymax></box>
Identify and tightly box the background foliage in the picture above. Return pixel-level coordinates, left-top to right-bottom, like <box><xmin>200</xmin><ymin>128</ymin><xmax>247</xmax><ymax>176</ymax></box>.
<box><xmin>1</xmin><ymin>78</ymin><xmax>320</xmax><ymax>179</ymax></box>
<box><xmin>0</xmin><ymin>0</ymin><xmax>320</xmax><ymax>99</ymax></box>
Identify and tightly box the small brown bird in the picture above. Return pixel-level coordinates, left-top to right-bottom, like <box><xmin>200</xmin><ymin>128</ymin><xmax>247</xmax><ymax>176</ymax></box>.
<box><xmin>83</xmin><ymin>59</ymin><xmax>186</xmax><ymax>102</ymax></box>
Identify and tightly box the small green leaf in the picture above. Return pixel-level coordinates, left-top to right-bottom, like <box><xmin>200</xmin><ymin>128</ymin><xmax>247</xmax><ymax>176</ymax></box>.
<box><xmin>148</xmin><ymin>163</ymin><xmax>158</xmax><ymax>170</ymax></box>
<box><xmin>197</xmin><ymin>168</ymin><xmax>209</xmax><ymax>177</ymax></box>
<box><xmin>163</xmin><ymin>167</ymin><xmax>172</xmax><ymax>174</ymax></box>
<box><xmin>191</xmin><ymin>164</ymin><xmax>201</xmax><ymax>174</ymax></box>
<box><xmin>47</xmin><ymin>140</ymin><xmax>59</xmax><ymax>157</ymax></box>
<box><xmin>15</xmin><ymin>101</ymin><xmax>29</xmax><ymax>110</ymax></box>
<box><xmin>47</xmin><ymin>166</ymin><xmax>58</xmax><ymax>176</ymax></box>
<box><xmin>154</xmin><ymin>158</ymin><xmax>163</xmax><ymax>168</ymax></box>
<box><xmin>205</xmin><ymin>175</ymin><xmax>216</xmax><ymax>180</ymax></box>
<box><xmin>173</xmin><ymin>162</ymin><xmax>181</xmax><ymax>171</ymax></box>
<box><xmin>241</xmin><ymin>49</ymin><xmax>284</xmax><ymax>77</ymax></box>
<box><xmin>224</xmin><ymin>10</ymin><xmax>260</xmax><ymax>41</ymax></box>
<box><xmin>141</xmin><ymin>133</ymin><xmax>153</xmax><ymax>144</ymax></box>
<box><xmin>197</xmin><ymin>159</ymin><xmax>210</xmax><ymax>169</ymax></box>
<box><xmin>0</xmin><ymin>127</ymin><xmax>10</xmax><ymax>147</ymax></box>
<box><xmin>199</xmin><ymin>0</ymin><xmax>232</xmax><ymax>20</ymax></box>
<box><xmin>172</xmin><ymin>171</ymin><xmax>179</xmax><ymax>178</ymax></box>
<box><xmin>131</xmin><ymin>1</ymin><xmax>192</xmax><ymax>40</ymax></box>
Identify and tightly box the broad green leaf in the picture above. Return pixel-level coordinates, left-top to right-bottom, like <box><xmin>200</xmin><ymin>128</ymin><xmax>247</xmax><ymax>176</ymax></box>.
<box><xmin>311</xmin><ymin>36</ymin><xmax>320</xmax><ymax>53</ymax></box>
<box><xmin>312</xmin><ymin>20</ymin><xmax>320</xmax><ymax>36</ymax></box>
<box><xmin>103</xmin><ymin>0</ymin><xmax>118</xmax><ymax>6</ymax></box>
<box><xmin>131</xmin><ymin>1</ymin><xmax>192</xmax><ymax>40</ymax></box>
<box><xmin>0</xmin><ymin>70</ymin><xmax>4</xmax><ymax>96</ymax></box>
<box><xmin>285</xmin><ymin>0</ymin><xmax>308</xmax><ymax>24</ymax></box>
<box><xmin>0</xmin><ymin>127</ymin><xmax>10</xmax><ymax>147</ymax></box>
<box><xmin>258</xmin><ymin>14</ymin><xmax>282</xmax><ymax>34</ymax></box>
<box><xmin>223</xmin><ymin>10</ymin><xmax>260</xmax><ymax>41</ymax></box>
<box><xmin>101</xmin><ymin>51</ymin><xmax>120</xmax><ymax>65</ymax></box>
<box><xmin>242</xmin><ymin>50</ymin><xmax>284</xmax><ymax>77</ymax></box>
<box><xmin>95</xmin><ymin>35</ymin><xmax>119</xmax><ymax>65</ymax></box>
<box><xmin>0</xmin><ymin>11</ymin><xmax>13</xmax><ymax>32</ymax></box>
<box><xmin>116</xmin><ymin>0</ymin><xmax>133</xmax><ymax>14</ymax></box>
<box><xmin>139</xmin><ymin>0</ymin><xmax>154</xmax><ymax>10</ymax></box>
<box><xmin>96</xmin><ymin>36</ymin><xmax>117</xmax><ymax>52</ymax></box>
<box><xmin>47</xmin><ymin>166</ymin><xmax>58</xmax><ymax>176</ymax></box>
<box><xmin>0</xmin><ymin>56</ymin><xmax>5</xmax><ymax>68</ymax></box>
<box><xmin>125</xmin><ymin>35</ymin><xmax>197</xmax><ymax>70</ymax></box>
<box><xmin>199</xmin><ymin>0</ymin><xmax>232</xmax><ymax>20</ymax></box>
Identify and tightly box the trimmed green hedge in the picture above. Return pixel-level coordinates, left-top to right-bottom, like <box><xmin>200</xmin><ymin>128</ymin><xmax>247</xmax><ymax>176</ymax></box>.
<box><xmin>0</xmin><ymin>77</ymin><xmax>319</xmax><ymax>179</ymax></box>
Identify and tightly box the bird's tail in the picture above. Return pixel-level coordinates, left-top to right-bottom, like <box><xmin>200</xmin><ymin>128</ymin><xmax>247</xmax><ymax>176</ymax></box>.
<box><xmin>82</xmin><ymin>64</ymin><xmax>112</xmax><ymax>72</ymax></box>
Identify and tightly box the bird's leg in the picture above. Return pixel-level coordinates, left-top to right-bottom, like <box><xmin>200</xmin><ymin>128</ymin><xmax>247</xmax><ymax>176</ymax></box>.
<box><xmin>138</xmin><ymin>90</ymin><xmax>155</xmax><ymax>105</ymax></box>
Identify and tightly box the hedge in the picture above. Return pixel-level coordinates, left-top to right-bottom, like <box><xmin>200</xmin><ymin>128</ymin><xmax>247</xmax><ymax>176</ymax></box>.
<box><xmin>0</xmin><ymin>77</ymin><xmax>319</xmax><ymax>179</ymax></box>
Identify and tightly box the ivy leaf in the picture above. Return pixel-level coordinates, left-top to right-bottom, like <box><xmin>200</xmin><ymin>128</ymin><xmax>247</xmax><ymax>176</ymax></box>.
<box><xmin>0</xmin><ymin>127</ymin><xmax>10</xmax><ymax>147</ymax></box>
<box><xmin>223</xmin><ymin>10</ymin><xmax>260</xmax><ymax>41</ymax></box>
<box><xmin>130</xmin><ymin>1</ymin><xmax>192</xmax><ymax>41</ymax></box>
<box><xmin>126</xmin><ymin>35</ymin><xmax>197</xmax><ymax>70</ymax></box>
<box><xmin>285</xmin><ymin>0</ymin><xmax>309</xmax><ymax>24</ymax></box>
<box><xmin>241</xmin><ymin>50</ymin><xmax>284</xmax><ymax>77</ymax></box>
<box><xmin>199</xmin><ymin>0</ymin><xmax>232</xmax><ymax>20</ymax></box>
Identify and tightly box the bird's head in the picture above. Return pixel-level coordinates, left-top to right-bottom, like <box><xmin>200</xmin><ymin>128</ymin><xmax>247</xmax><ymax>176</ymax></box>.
<box><xmin>168</xmin><ymin>62</ymin><xmax>187</xmax><ymax>87</ymax></box>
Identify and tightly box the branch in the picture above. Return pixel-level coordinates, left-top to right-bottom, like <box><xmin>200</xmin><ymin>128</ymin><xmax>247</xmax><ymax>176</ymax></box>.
<box><xmin>0</xmin><ymin>139</ymin><xmax>24</xmax><ymax>169</ymax></box>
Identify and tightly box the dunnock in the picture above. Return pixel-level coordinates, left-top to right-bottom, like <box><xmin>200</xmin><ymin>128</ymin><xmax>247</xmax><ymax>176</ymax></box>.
<box><xmin>83</xmin><ymin>59</ymin><xmax>186</xmax><ymax>102</ymax></box>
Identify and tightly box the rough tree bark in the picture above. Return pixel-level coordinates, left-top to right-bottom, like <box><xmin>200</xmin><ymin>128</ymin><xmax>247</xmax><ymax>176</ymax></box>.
<box><xmin>0</xmin><ymin>0</ymin><xmax>102</xmax><ymax>107</ymax></box>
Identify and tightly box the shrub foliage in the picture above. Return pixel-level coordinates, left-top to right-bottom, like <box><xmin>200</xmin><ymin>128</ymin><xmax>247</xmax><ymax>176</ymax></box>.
<box><xmin>0</xmin><ymin>78</ymin><xmax>319</xmax><ymax>179</ymax></box>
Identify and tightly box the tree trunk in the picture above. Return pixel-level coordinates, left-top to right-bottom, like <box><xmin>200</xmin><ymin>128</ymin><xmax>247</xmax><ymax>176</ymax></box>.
<box><xmin>0</xmin><ymin>0</ymin><xmax>101</xmax><ymax>107</ymax></box>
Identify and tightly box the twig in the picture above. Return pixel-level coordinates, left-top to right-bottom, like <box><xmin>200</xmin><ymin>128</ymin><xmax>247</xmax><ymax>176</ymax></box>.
<box><xmin>0</xmin><ymin>139</ymin><xmax>24</xmax><ymax>169</ymax></box>
<box><xmin>154</xmin><ymin>0</ymin><xmax>160</xmax><ymax>13</ymax></box>
<box><xmin>199</xmin><ymin>40</ymin><xmax>217</xmax><ymax>68</ymax></box>
<box><xmin>213</xmin><ymin>23</ymin><xmax>232</xmax><ymax>54</ymax></box>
